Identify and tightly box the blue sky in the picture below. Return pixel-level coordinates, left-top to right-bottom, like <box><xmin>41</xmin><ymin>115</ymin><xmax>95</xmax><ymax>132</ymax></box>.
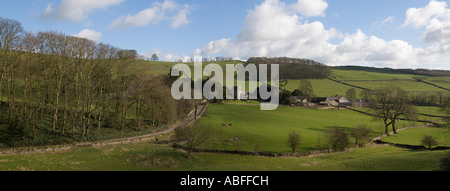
<box><xmin>1</xmin><ymin>0</ymin><xmax>450</xmax><ymax>69</ymax></box>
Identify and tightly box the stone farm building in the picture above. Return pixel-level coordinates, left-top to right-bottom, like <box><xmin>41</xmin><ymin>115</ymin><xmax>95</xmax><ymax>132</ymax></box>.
<box><xmin>311</xmin><ymin>95</ymin><xmax>351</xmax><ymax>107</ymax></box>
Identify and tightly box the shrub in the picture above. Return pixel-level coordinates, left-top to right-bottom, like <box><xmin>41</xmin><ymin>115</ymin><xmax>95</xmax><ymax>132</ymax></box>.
<box><xmin>421</xmin><ymin>135</ymin><xmax>438</xmax><ymax>149</ymax></box>
<box><xmin>287</xmin><ymin>132</ymin><xmax>301</xmax><ymax>153</ymax></box>
<box><xmin>350</xmin><ymin>125</ymin><xmax>372</xmax><ymax>147</ymax></box>
<box><xmin>323</xmin><ymin>127</ymin><xmax>350</xmax><ymax>152</ymax></box>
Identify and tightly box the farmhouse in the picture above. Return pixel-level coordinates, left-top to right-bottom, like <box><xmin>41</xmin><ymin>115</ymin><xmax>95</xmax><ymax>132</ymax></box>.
<box><xmin>289</xmin><ymin>96</ymin><xmax>314</xmax><ymax>106</ymax></box>
<box><xmin>328</xmin><ymin>95</ymin><xmax>351</xmax><ymax>106</ymax></box>
<box><xmin>312</xmin><ymin>95</ymin><xmax>351</xmax><ymax>107</ymax></box>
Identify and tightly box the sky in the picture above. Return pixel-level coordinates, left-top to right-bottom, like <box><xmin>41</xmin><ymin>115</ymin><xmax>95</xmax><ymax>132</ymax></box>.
<box><xmin>1</xmin><ymin>0</ymin><xmax>450</xmax><ymax>69</ymax></box>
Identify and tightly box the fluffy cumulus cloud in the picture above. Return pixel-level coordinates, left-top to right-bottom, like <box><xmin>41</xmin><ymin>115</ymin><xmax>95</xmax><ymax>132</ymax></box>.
<box><xmin>73</xmin><ymin>29</ymin><xmax>103</xmax><ymax>42</ymax></box>
<box><xmin>329</xmin><ymin>30</ymin><xmax>422</xmax><ymax>68</ymax></box>
<box><xmin>404</xmin><ymin>0</ymin><xmax>450</xmax><ymax>44</ymax></box>
<box><xmin>292</xmin><ymin>0</ymin><xmax>328</xmax><ymax>17</ymax></box>
<box><xmin>42</xmin><ymin>0</ymin><xmax>125</xmax><ymax>22</ymax></box>
<box><xmin>194</xmin><ymin>0</ymin><xmax>450</xmax><ymax>69</ymax></box>
<box><xmin>402</xmin><ymin>0</ymin><xmax>450</xmax><ymax>69</ymax></box>
<box><xmin>195</xmin><ymin>0</ymin><xmax>338</xmax><ymax>59</ymax></box>
<box><xmin>109</xmin><ymin>0</ymin><xmax>192</xmax><ymax>29</ymax></box>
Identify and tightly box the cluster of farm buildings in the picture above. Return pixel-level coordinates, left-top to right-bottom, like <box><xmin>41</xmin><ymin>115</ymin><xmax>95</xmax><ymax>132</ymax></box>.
<box><xmin>231</xmin><ymin>86</ymin><xmax>367</xmax><ymax>108</ymax></box>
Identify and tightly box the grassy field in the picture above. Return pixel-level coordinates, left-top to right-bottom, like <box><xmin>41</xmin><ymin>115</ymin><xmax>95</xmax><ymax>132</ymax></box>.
<box><xmin>0</xmin><ymin>142</ymin><xmax>446</xmax><ymax>171</ymax></box>
<box><xmin>331</xmin><ymin>67</ymin><xmax>448</xmax><ymax>93</ymax></box>
<box><xmin>1</xmin><ymin>61</ymin><xmax>448</xmax><ymax>171</ymax></box>
<box><xmin>381</xmin><ymin>127</ymin><xmax>449</xmax><ymax>147</ymax></box>
<box><xmin>130</xmin><ymin>60</ymin><xmax>247</xmax><ymax>76</ymax></box>
<box><xmin>425</xmin><ymin>77</ymin><xmax>450</xmax><ymax>90</ymax></box>
<box><xmin>130</xmin><ymin>61</ymin><xmax>449</xmax><ymax>96</ymax></box>
<box><xmin>341</xmin><ymin>80</ymin><xmax>444</xmax><ymax>92</ymax></box>
<box><xmin>352</xmin><ymin>106</ymin><xmax>445</xmax><ymax>122</ymax></box>
<box><xmin>284</xmin><ymin>69</ymin><xmax>448</xmax><ymax>97</ymax></box>
<box><xmin>331</xmin><ymin>67</ymin><xmax>423</xmax><ymax>81</ymax></box>
<box><xmin>284</xmin><ymin>79</ymin><xmax>356</xmax><ymax>97</ymax></box>
<box><xmin>194</xmin><ymin>104</ymin><xmax>412</xmax><ymax>153</ymax></box>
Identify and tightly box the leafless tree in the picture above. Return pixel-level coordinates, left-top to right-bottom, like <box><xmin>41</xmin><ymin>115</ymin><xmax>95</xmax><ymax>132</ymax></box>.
<box><xmin>175</xmin><ymin>124</ymin><xmax>211</xmax><ymax>159</ymax></box>
<box><xmin>371</xmin><ymin>86</ymin><xmax>417</xmax><ymax>134</ymax></box>
<box><xmin>350</xmin><ymin>125</ymin><xmax>371</xmax><ymax>147</ymax></box>
<box><xmin>0</xmin><ymin>17</ymin><xmax>200</xmax><ymax>146</ymax></box>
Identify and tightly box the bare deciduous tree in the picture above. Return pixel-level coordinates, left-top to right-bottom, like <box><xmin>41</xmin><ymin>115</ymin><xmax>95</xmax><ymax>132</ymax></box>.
<box><xmin>350</xmin><ymin>125</ymin><xmax>371</xmax><ymax>147</ymax></box>
<box><xmin>175</xmin><ymin>124</ymin><xmax>211</xmax><ymax>159</ymax></box>
<box><xmin>371</xmin><ymin>86</ymin><xmax>417</xmax><ymax>134</ymax></box>
<box><xmin>0</xmin><ymin>17</ymin><xmax>200</xmax><ymax>147</ymax></box>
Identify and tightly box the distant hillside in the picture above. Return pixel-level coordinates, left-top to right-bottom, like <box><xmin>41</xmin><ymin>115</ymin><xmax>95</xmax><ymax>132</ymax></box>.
<box><xmin>247</xmin><ymin>57</ymin><xmax>332</xmax><ymax>79</ymax></box>
<box><xmin>396</xmin><ymin>68</ymin><xmax>450</xmax><ymax>77</ymax></box>
<box><xmin>333</xmin><ymin>66</ymin><xmax>450</xmax><ymax>77</ymax></box>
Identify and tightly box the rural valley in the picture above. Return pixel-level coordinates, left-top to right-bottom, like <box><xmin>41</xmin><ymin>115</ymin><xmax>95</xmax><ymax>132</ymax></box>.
<box><xmin>0</xmin><ymin>0</ymin><xmax>449</xmax><ymax>180</ymax></box>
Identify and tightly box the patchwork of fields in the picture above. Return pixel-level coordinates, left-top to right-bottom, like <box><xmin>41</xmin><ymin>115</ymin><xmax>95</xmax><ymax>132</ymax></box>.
<box><xmin>0</xmin><ymin>60</ymin><xmax>448</xmax><ymax>171</ymax></box>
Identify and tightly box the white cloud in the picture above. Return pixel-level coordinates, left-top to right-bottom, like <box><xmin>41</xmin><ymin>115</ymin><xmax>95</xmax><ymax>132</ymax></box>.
<box><xmin>109</xmin><ymin>0</ymin><xmax>192</xmax><ymax>29</ymax></box>
<box><xmin>42</xmin><ymin>0</ymin><xmax>125</xmax><ymax>22</ymax></box>
<box><xmin>330</xmin><ymin>30</ymin><xmax>421</xmax><ymax>68</ymax></box>
<box><xmin>170</xmin><ymin>4</ymin><xmax>192</xmax><ymax>28</ymax></box>
<box><xmin>73</xmin><ymin>29</ymin><xmax>102</xmax><ymax>42</ymax></box>
<box><xmin>382</xmin><ymin>16</ymin><xmax>395</xmax><ymax>25</ymax></box>
<box><xmin>195</xmin><ymin>0</ymin><xmax>339</xmax><ymax>59</ymax></box>
<box><xmin>193</xmin><ymin>0</ymin><xmax>450</xmax><ymax>69</ymax></box>
<box><xmin>403</xmin><ymin>0</ymin><xmax>450</xmax><ymax>44</ymax></box>
<box><xmin>403</xmin><ymin>0</ymin><xmax>448</xmax><ymax>28</ymax></box>
<box><xmin>373</xmin><ymin>16</ymin><xmax>395</xmax><ymax>27</ymax></box>
<box><xmin>109</xmin><ymin>6</ymin><xmax>163</xmax><ymax>29</ymax></box>
<box><xmin>292</xmin><ymin>0</ymin><xmax>328</xmax><ymax>17</ymax></box>
<box><xmin>398</xmin><ymin>0</ymin><xmax>450</xmax><ymax>69</ymax></box>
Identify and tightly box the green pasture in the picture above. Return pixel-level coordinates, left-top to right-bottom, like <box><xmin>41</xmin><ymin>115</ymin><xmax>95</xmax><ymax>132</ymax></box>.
<box><xmin>130</xmin><ymin>60</ymin><xmax>247</xmax><ymax>76</ymax></box>
<box><xmin>331</xmin><ymin>67</ymin><xmax>422</xmax><ymax>81</ymax></box>
<box><xmin>415</xmin><ymin>106</ymin><xmax>446</xmax><ymax>117</ymax></box>
<box><xmin>352</xmin><ymin>106</ymin><xmax>445</xmax><ymax>122</ymax></box>
<box><xmin>194</xmin><ymin>104</ymin><xmax>411</xmax><ymax>153</ymax></box>
<box><xmin>341</xmin><ymin>80</ymin><xmax>444</xmax><ymax>92</ymax></box>
<box><xmin>425</xmin><ymin>77</ymin><xmax>450</xmax><ymax>90</ymax></box>
<box><xmin>0</xmin><ymin>142</ymin><xmax>445</xmax><ymax>171</ymax></box>
<box><xmin>381</xmin><ymin>126</ymin><xmax>449</xmax><ymax>147</ymax></box>
<box><xmin>284</xmin><ymin>79</ymin><xmax>357</xmax><ymax>97</ymax></box>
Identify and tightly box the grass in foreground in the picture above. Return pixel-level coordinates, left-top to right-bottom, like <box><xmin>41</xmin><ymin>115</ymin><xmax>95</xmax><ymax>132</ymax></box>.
<box><xmin>0</xmin><ymin>143</ymin><xmax>446</xmax><ymax>171</ymax></box>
